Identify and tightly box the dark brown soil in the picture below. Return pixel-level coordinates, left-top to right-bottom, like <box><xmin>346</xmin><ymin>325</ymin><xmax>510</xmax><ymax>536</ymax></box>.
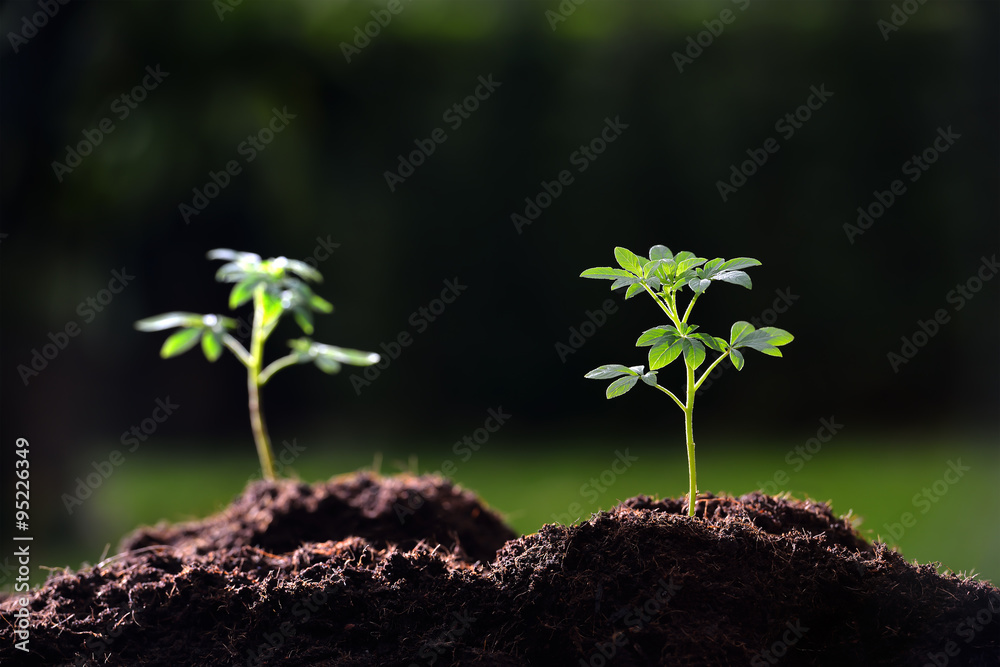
<box><xmin>2</xmin><ymin>475</ymin><xmax>998</xmax><ymax>666</ymax></box>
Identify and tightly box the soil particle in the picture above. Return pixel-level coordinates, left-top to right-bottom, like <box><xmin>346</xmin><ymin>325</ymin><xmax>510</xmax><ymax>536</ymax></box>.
<box><xmin>2</xmin><ymin>477</ymin><xmax>997</xmax><ymax>666</ymax></box>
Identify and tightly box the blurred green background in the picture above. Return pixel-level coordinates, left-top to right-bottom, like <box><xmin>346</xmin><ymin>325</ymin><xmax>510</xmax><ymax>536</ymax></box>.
<box><xmin>1</xmin><ymin>1</ymin><xmax>997</xmax><ymax>588</ymax></box>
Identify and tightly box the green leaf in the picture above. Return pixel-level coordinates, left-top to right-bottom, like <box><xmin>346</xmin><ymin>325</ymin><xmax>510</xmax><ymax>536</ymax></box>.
<box><xmin>160</xmin><ymin>328</ymin><xmax>202</xmax><ymax>358</ymax></box>
<box><xmin>135</xmin><ymin>312</ymin><xmax>205</xmax><ymax>332</ymax></box>
<box><xmin>285</xmin><ymin>259</ymin><xmax>323</xmax><ymax>283</ymax></box>
<box><xmin>229</xmin><ymin>279</ymin><xmax>259</xmax><ymax>309</ymax></box>
<box><xmin>692</xmin><ymin>333</ymin><xmax>725</xmax><ymax>352</ymax></box>
<box><xmin>636</xmin><ymin>326</ymin><xmax>678</xmax><ymax>347</ymax></box>
<box><xmin>201</xmin><ymin>331</ymin><xmax>223</xmax><ymax>362</ymax></box>
<box><xmin>610</xmin><ymin>276</ymin><xmax>640</xmax><ymax>290</ymax></box>
<box><xmin>624</xmin><ymin>283</ymin><xmax>644</xmax><ymax>299</ymax></box>
<box><xmin>698</xmin><ymin>258</ymin><xmax>725</xmax><ymax>278</ymax></box>
<box><xmin>688</xmin><ymin>277</ymin><xmax>711</xmax><ymax>293</ymax></box>
<box><xmin>613</xmin><ymin>247</ymin><xmax>643</xmax><ymax>275</ymax></box>
<box><xmin>314</xmin><ymin>355</ymin><xmax>341</xmax><ymax>374</ymax></box>
<box><xmin>207</xmin><ymin>248</ymin><xmax>261</xmax><ymax>263</ymax></box>
<box><xmin>730</xmin><ymin>321</ymin><xmax>754</xmax><ymax>346</ymax></box>
<box><xmin>309</xmin><ymin>294</ymin><xmax>334</xmax><ymax>313</ymax></box>
<box><xmin>676</xmin><ymin>256</ymin><xmax>708</xmax><ymax>275</ymax></box>
<box><xmin>758</xmin><ymin>327</ymin><xmax>794</xmax><ymax>347</ymax></box>
<box><xmin>682</xmin><ymin>338</ymin><xmax>706</xmax><ymax>369</ymax></box>
<box><xmin>606</xmin><ymin>375</ymin><xmax>639</xmax><ymax>399</ymax></box>
<box><xmin>261</xmin><ymin>290</ymin><xmax>284</xmax><ymax>324</ymax></box>
<box><xmin>293</xmin><ymin>309</ymin><xmax>314</xmax><ymax>335</ymax></box>
<box><xmin>320</xmin><ymin>344</ymin><xmax>380</xmax><ymax>366</ymax></box>
<box><xmin>580</xmin><ymin>267</ymin><xmax>634</xmax><ymax>281</ymax></box>
<box><xmin>718</xmin><ymin>257</ymin><xmax>761</xmax><ymax>272</ymax></box>
<box><xmin>641</xmin><ymin>371</ymin><xmax>658</xmax><ymax>386</ymax></box>
<box><xmin>585</xmin><ymin>364</ymin><xmax>638</xmax><ymax>380</ymax></box>
<box><xmin>649</xmin><ymin>339</ymin><xmax>683</xmax><ymax>370</ymax></box>
<box><xmin>649</xmin><ymin>245</ymin><xmax>673</xmax><ymax>261</ymax></box>
<box><xmin>730</xmin><ymin>348</ymin><xmax>745</xmax><ymax>370</ymax></box>
<box><xmin>713</xmin><ymin>270</ymin><xmax>752</xmax><ymax>289</ymax></box>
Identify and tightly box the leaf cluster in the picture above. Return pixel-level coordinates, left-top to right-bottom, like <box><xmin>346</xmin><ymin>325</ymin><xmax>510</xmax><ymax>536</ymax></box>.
<box><xmin>581</xmin><ymin>246</ymin><xmax>793</xmax><ymax>399</ymax></box>
<box><xmin>134</xmin><ymin>249</ymin><xmax>379</xmax><ymax>377</ymax></box>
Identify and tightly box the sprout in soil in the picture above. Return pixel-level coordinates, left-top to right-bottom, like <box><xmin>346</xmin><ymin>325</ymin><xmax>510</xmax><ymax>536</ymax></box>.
<box><xmin>134</xmin><ymin>249</ymin><xmax>380</xmax><ymax>481</ymax></box>
<box><xmin>581</xmin><ymin>245</ymin><xmax>793</xmax><ymax>516</ymax></box>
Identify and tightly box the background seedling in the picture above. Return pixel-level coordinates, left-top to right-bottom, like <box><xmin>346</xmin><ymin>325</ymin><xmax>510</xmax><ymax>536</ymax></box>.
<box><xmin>582</xmin><ymin>245</ymin><xmax>793</xmax><ymax>516</ymax></box>
<box><xmin>135</xmin><ymin>249</ymin><xmax>380</xmax><ymax>480</ymax></box>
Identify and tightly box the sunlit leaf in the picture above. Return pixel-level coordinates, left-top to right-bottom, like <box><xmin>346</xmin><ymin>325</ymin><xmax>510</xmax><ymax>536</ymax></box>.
<box><xmin>134</xmin><ymin>312</ymin><xmax>204</xmax><ymax>332</ymax></box>
<box><xmin>201</xmin><ymin>331</ymin><xmax>223</xmax><ymax>362</ymax></box>
<box><xmin>682</xmin><ymin>338</ymin><xmax>706</xmax><ymax>369</ymax></box>
<box><xmin>229</xmin><ymin>279</ymin><xmax>259</xmax><ymax>309</ymax></box>
<box><xmin>625</xmin><ymin>283</ymin><xmax>645</xmax><ymax>299</ymax></box>
<box><xmin>649</xmin><ymin>245</ymin><xmax>673</xmax><ymax>261</ymax></box>
<box><xmin>581</xmin><ymin>267</ymin><xmax>634</xmax><ymax>280</ymax></box>
<box><xmin>614</xmin><ymin>247</ymin><xmax>644</xmax><ymax>275</ymax></box>
<box><xmin>160</xmin><ymin>328</ymin><xmax>201</xmax><ymax>358</ymax></box>
<box><xmin>585</xmin><ymin>364</ymin><xmax>638</xmax><ymax>380</ymax></box>
<box><xmin>730</xmin><ymin>348</ymin><xmax>745</xmax><ymax>370</ymax></box>
<box><xmin>294</xmin><ymin>309</ymin><xmax>314</xmax><ymax>335</ymax></box>
<box><xmin>285</xmin><ymin>259</ymin><xmax>322</xmax><ymax>283</ymax></box>
<box><xmin>314</xmin><ymin>355</ymin><xmax>341</xmax><ymax>374</ymax></box>
<box><xmin>649</xmin><ymin>339</ymin><xmax>683</xmax><ymax>370</ymax></box>
<box><xmin>713</xmin><ymin>270</ymin><xmax>752</xmax><ymax>289</ymax></box>
<box><xmin>718</xmin><ymin>257</ymin><xmax>761</xmax><ymax>272</ymax></box>
<box><xmin>606</xmin><ymin>375</ymin><xmax>639</xmax><ymax>399</ymax></box>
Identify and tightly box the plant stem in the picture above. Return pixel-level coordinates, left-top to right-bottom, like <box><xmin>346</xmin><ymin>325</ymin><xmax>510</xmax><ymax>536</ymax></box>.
<box><xmin>249</xmin><ymin>287</ymin><xmax>276</xmax><ymax>481</ymax></box>
<box><xmin>684</xmin><ymin>359</ymin><xmax>697</xmax><ymax>517</ymax></box>
<box><xmin>259</xmin><ymin>353</ymin><xmax>300</xmax><ymax>386</ymax></box>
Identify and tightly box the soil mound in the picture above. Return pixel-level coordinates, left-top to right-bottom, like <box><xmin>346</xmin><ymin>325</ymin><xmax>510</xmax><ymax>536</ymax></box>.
<box><xmin>2</xmin><ymin>477</ymin><xmax>997</xmax><ymax>666</ymax></box>
<box><xmin>120</xmin><ymin>472</ymin><xmax>513</xmax><ymax>565</ymax></box>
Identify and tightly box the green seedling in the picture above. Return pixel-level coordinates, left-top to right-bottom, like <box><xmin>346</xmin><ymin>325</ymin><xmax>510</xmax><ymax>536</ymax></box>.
<box><xmin>581</xmin><ymin>245</ymin><xmax>793</xmax><ymax>516</ymax></box>
<box><xmin>135</xmin><ymin>249</ymin><xmax>380</xmax><ymax>481</ymax></box>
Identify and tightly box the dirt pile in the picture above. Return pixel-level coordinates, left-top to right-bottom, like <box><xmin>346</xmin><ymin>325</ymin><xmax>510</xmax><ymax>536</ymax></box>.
<box><xmin>1</xmin><ymin>476</ymin><xmax>997</xmax><ymax>666</ymax></box>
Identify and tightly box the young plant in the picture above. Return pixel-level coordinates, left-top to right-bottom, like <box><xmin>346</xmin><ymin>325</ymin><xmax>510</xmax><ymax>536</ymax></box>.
<box><xmin>134</xmin><ymin>249</ymin><xmax>380</xmax><ymax>481</ymax></box>
<box><xmin>581</xmin><ymin>246</ymin><xmax>793</xmax><ymax>516</ymax></box>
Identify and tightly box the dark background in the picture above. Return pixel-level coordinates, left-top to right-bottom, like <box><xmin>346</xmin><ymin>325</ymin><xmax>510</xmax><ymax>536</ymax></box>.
<box><xmin>1</xmin><ymin>0</ymin><xmax>997</xmax><ymax>572</ymax></box>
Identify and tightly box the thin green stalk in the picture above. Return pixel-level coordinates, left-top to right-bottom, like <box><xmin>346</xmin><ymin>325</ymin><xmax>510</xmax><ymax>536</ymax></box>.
<box><xmin>653</xmin><ymin>383</ymin><xmax>685</xmax><ymax>410</ymax></box>
<box><xmin>684</xmin><ymin>358</ymin><xmax>697</xmax><ymax>517</ymax></box>
<box><xmin>249</xmin><ymin>286</ymin><xmax>276</xmax><ymax>481</ymax></box>
<box><xmin>694</xmin><ymin>349</ymin><xmax>731</xmax><ymax>391</ymax></box>
<box><xmin>259</xmin><ymin>353</ymin><xmax>300</xmax><ymax>386</ymax></box>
